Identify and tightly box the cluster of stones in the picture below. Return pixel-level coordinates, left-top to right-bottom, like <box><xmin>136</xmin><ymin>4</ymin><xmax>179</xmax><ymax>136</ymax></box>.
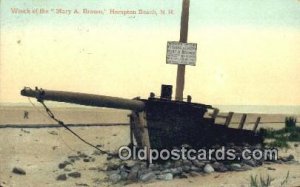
<box><xmin>56</xmin><ymin>151</ymin><xmax>95</xmax><ymax>181</ymax></box>
<box><xmin>106</xmin><ymin>159</ymin><xmax>250</xmax><ymax>184</ymax></box>
<box><xmin>105</xmin><ymin>145</ymin><xmax>296</xmax><ymax>184</ymax></box>
<box><xmin>10</xmin><ymin>144</ymin><xmax>297</xmax><ymax>185</ymax></box>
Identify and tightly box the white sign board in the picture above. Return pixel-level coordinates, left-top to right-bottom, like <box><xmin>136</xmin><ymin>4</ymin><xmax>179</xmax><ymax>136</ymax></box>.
<box><xmin>166</xmin><ymin>41</ymin><xmax>197</xmax><ymax>66</ymax></box>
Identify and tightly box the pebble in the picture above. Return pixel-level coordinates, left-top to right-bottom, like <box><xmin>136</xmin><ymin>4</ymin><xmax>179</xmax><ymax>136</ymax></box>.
<box><xmin>58</xmin><ymin>161</ymin><xmax>71</xmax><ymax>169</ymax></box>
<box><xmin>119</xmin><ymin>165</ymin><xmax>130</xmax><ymax>173</ymax></box>
<box><xmin>212</xmin><ymin>162</ymin><xmax>228</xmax><ymax>172</ymax></box>
<box><xmin>106</xmin><ymin>155</ymin><xmax>113</xmax><ymax>160</ymax></box>
<box><xmin>157</xmin><ymin>173</ymin><xmax>173</xmax><ymax>180</ymax></box>
<box><xmin>182</xmin><ymin>165</ymin><xmax>191</xmax><ymax>172</ymax></box>
<box><xmin>127</xmin><ymin>165</ymin><xmax>139</xmax><ymax>181</ymax></box>
<box><xmin>56</xmin><ymin>174</ymin><xmax>67</xmax><ymax>181</ymax></box>
<box><xmin>182</xmin><ymin>160</ymin><xmax>192</xmax><ymax>167</ymax></box>
<box><xmin>242</xmin><ymin>159</ymin><xmax>257</xmax><ymax>167</ymax></box>
<box><xmin>75</xmin><ymin>183</ymin><xmax>89</xmax><ymax>186</ymax></box>
<box><xmin>106</xmin><ymin>163</ymin><xmax>120</xmax><ymax>171</ymax></box>
<box><xmin>190</xmin><ymin>165</ymin><xmax>201</xmax><ymax>172</ymax></box>
<box><xmin>68</xmin><ymin>155</ymin><xmax>80</xmax><ymax>161</ymax></box>
<box><xmin>179</xmin><ymin>173</ymin><xmax>188</xmax><ymax>178</ymax></box>
<box><xmin>68</xmin><ymin>172</ymin><xmax>81</xmax><ymax>178</ymax></box>
<box><xmin>203</xmin><ymin>164</ymin><xmax>214</xmax><ymax>174</ymax></box>
<box><xmin>139</xmin><ymin>172</ymin><xmax>156</xmax><ymax>182</ymax></box>
<box><xmin>170</xmin><ymin>167</ymin><xmax>183</xmax><ymax>175</ymax></box>
<box><xmin>77</xmin><ymin>152</ymin><xmax>88</xmax><ymax>158</ymax></box>
<box><xmin>285</xmin><ymin>160</ymin><xmax>299</xmax><ymax>165</ymax></box>
<box><xmin>192</xmin><ymin>160</ymin><xmax>205</xmax><ymax>168</ymax></box>
<box><xmin>149</xmin><ymin>163</ymin><xmax>160</xmax><ymax>171</ymax></box>
<box><xmin>92</xmin><ymin>150</ymin><xmax>102</xmax><ymax>156</ymax></box>
<box><xmin>255</xmin><ymin>160</ymin><xmax>263</xmax><ymax>166</ymax></box>
<box><xmin>189</xmin><ymin>171</ymin><xmax>199</xmax><ymax>177</ymax></box>
<box><xmin>109</xmin><ymin>173</ymin><xmax>122</xmax><ymax>183</ymax></box>
<box><xmin>163</xmin><ymin>161</ymin><xmax>172</xmax><ymax>169</ymax></box>
<box><xmin>174</xmin><ymin>160</ymin><xmax>182</xmax><ymax>167</ymax></box>
<box><xmin>274</xmin><ymin>159</ymin><xmax>283</xmax><ymax>164</ymax></box>
<box><xmin>109</xmin><ymin>151</ymin><xmax>119</xmax><ymax>157</ymax></box>
<box><xmin>241</xmin><ymin>165</ymin><xmax>252</xmax><ymax>171</ymax></box>
<box><xmin>230</xmin><ymin>163</ymin><xmax>242</xmax><ymax>171</ymax></box>
<box><xmin>12</xmin><ymin>167</ymin><xmax>26</xmax><ymax>175</ymax></box>
<box><xmin>107</xmin><ymin>169</ymin><xmax>120</xmax><ymax>176</ymax></box>
<box><xmin>161</xmin><ymin>169</ymin><xmax>171</xmax><ymax>174</ymax></box>
<box><xmin>124</xmin><ymin>160</ymin><xmax>136</xmax><ymax>168</ymax></box>
<box><xmin>64</xmin><ymin>165</ymin><xmax>72</xmax><ymax>172</ymax></box>
<box><xmin>120</xmin><ymin>171</ymin><xmax>128</xmax><ymax>180</ymax></box>
<box><xmin>281</xmin><ymin>155</ymin><xmax>294</xmax><ymax>162</ymax></box>
<box><xmin>21</xmin><ymin>129</ymin><xmax>30</xmax><ymax>133</ymax></box>
<box><xmin>137</xmin><ymin>168</ymin><xmax>153</xmax><ymax>178</ymax></box>
<box><xmin>48</xmin><ymin>131</ymin><xmax>58</xmax><ymax>135</ymax></box>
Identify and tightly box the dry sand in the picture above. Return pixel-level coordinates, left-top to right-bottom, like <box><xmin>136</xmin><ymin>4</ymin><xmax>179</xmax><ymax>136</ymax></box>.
<box><xmin>1</xmin><ymin>106</ymin><xmax>300</xmax><ymax>187</ymax></box>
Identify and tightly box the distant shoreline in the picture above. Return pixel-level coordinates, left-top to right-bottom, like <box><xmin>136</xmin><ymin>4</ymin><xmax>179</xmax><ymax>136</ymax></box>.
<box><xmin>1</xmin><ymin>105</ymin><xmax>299</xmax><ymax>130</ymax></box>
<box><xmin>1</xmin><ymin>103</ymin><xmax>300</xmax><ymax>114</ymax></box>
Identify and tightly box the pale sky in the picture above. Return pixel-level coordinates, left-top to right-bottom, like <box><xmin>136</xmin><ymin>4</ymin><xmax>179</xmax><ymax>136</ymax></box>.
<box><xmin>1</xmin><ymin>0</ymin><xmax>300</xmax><ymax>105</ymax></box>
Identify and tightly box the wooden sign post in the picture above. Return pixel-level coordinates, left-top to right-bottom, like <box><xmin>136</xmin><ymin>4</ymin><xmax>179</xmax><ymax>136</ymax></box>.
<box><xmin>175</xmin><ymin>0</ymin><xmax>190</xmax><ymax>101</ymax></box>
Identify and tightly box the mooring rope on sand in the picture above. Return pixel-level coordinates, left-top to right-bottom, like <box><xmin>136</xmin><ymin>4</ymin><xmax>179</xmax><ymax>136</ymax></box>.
<box><xmin>27</xmin><ymin>97</ymin><xmax>110</xmax><ymax>155</ymax></box>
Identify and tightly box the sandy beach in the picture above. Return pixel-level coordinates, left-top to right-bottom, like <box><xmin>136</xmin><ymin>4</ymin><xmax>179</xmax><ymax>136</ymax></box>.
<box><xmin>2</xmin><ymin>0</ymin><xmax>300</xmax><ymax>186</ymax></box>
<box><xmin>1</xmin><ymin>106</ymin><xmax>300</xmax><ymax>187</ymax></box>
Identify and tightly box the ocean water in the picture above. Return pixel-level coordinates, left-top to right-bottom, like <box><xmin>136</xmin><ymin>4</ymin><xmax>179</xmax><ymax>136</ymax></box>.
<box><xmin>214</xmin><ymin>105</ymin><xmax>300</xmax><ymax>114</ymax></box>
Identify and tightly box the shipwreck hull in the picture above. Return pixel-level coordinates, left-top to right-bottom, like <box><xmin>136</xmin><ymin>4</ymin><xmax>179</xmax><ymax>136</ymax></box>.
<box><xmin>21</xmin><ymin>86</ymin><xmax>264</xmax><ymax>151</ymax></box>
<box><xmin>144</xmin><ymin>98</ymin><xmax>263</xmax><ymax>150</ymax></box>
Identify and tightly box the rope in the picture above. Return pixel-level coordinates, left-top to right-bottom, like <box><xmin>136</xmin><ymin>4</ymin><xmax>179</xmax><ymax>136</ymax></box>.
<box><xmin>36</xmin><ymin>99</ymin><xmax>109</xmax><ymax>155</ymax></box>
<box><xmin>28</xmin><ymin>98</ymin><xmax>52</xmax><ymax>120</ymax></box>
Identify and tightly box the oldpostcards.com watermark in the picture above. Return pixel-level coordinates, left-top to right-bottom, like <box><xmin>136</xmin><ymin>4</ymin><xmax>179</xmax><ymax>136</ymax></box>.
<box><xmin>118</xmin><ymin>146</ymin><xmax>278</xmax><ymax>164</ymax></box>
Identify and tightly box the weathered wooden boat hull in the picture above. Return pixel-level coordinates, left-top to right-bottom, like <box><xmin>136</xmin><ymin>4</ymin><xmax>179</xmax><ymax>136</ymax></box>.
<box><xmin>20</xmin><ymin>86</ymin><xmax>264</xmax><ymax>151</ymax></box>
